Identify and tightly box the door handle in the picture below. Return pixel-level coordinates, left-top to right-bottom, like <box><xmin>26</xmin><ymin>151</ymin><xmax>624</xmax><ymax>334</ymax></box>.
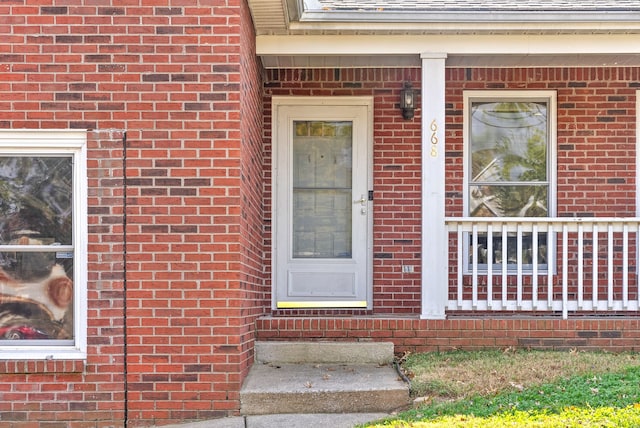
<box><xmin>355</xmin><ymin>194</ymin><xmax>367</xmax><ymax>215</ymax></box>
<box><xmin>354</xmin><ymin>195</ymin><xmax>367</xmax><ymax>206</ymax></box>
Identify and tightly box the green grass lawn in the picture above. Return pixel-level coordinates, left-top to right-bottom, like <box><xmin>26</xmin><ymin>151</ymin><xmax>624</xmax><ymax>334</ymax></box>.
<box><xmin>364</xmin><ymin>349</ymin><xmax>640</xmax><ymax>427</ymax></box>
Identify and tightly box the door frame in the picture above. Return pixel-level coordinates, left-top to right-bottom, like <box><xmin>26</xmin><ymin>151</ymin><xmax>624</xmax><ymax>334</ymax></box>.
<box><xmin>271</xmin><ymin>96</ymin><xmax>374</xmax><ymax>310</ymax></box>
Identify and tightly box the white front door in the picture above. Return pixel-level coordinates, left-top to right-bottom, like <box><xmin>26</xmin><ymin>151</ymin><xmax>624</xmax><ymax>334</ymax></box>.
<box><xmin>273</xmin><ymin>97</ymin><xmax>373</xmax><ymax>309</ymax></box>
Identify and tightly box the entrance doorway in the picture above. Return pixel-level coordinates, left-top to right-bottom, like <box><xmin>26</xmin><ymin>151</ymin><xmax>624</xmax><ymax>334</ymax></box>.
<box><xmin>272</xmin><ymin>97</ymin><xmax>373</xmax><ymax>309</ymax></box>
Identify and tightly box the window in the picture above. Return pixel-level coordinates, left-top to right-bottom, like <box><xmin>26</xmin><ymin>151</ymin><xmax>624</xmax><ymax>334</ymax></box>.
<box><xmin>0</xmin><ymin>131</ymin><xmax>87</xmax><ymax>360</ymax></box>
<box><xmin>292</xmin><ymin>120</ymin><xmax>353</xmax><ymax>259</ymax></box>
<box><xmin>464</xmin><ymin>91</ymin><xmax>556</xmax><ymax>271</ymax></box>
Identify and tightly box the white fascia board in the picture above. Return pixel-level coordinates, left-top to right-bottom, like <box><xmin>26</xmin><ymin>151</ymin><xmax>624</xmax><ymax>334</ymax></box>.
<box><xmin>257</xmin><ymin>34</ymin><xmax>640</xmax><ymax>56</ymax></box>
<box><xmin>299</xmin><ymin>0</ymin><xmax>640</xmax><ymax>24</ymax></box>
<box><xmin>299</xmin><ymin>10</ymin><xmax>640</xmax><ymax>24</ymax></box>
<box><xmin>287</xmin><ymin>21</ymin><xmax>640</xmax><ymax>33</ymax></box>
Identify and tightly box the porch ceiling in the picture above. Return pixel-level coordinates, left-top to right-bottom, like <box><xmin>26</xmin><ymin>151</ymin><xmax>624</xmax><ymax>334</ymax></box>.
<box><xmin>259</xmin><ymin>53</ymin><xmax>640</xmax><ymax>69</ymax></box>
<box><xmin>248</xmin><ymin>0</ymin><xmax>640</xmax><ymax>69</ymax></box>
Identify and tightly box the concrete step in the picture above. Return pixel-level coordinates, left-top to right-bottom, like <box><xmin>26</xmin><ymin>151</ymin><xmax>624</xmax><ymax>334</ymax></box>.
<box><xmin>240</xmin><ymin>342</ymin><xmax>410</xmax><ymax>415</ymax></box>
<box><xmin>240</xmin><ymin>362</ymin><xmax>410</xmax><ymax>415</ymax></box>
<box><xmin>254</xmin><ymin>341</ymin><xmax>395</xmax><ymax>365</ymax></box>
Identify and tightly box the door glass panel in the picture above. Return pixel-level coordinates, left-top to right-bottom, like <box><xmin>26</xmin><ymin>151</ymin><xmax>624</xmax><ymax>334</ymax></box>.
<box><xmin>292</xmin><ymin>121</ymin><xmax>353</xmax><ymax>259</ymax></box>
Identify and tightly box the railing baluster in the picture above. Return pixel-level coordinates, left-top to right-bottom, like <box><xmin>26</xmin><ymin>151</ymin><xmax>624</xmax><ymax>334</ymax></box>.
<box><xmin>517</xmin><ymin>224</ymin><xmax>523</xmax><ymax>308</ymax></box>
<box><xmin>532</xmin><ymin>225</ymin><xmax>539</xmax><ymax>310</ymax></box>
<box><xmin>593</xmin><ymin>225</ymin><xmax>598</xmax><ymax>309</ymax></box>
<box><xmin>487</xmin><ymin>224</ymin><xmax>493</xmax><ymax>309</ymax></box>
<box><xmin>562</xmin><ymin>224</ymin><xmax>568</xmax><ymax>319</ymax></box>
<box><xmin>472</xmin><ymin>224</ymin><xmax>478</xmax><ymax>308</ymax></box>
<box><xmin>623</xmin><ymin>224</ymin><xmax>629</xmax><ymax>309</ymax></box>
<box><xmin>445</xmin><ymin>218</ymin><xmax>640</xmax><ymax>316</ymax></box>
<box><xmin>457</xmin><ymin>226</ymin><xmax>463</xmax><ymax>308</ymax></box>
<box><xmin>578</xmin><ymin>223</ymin><xmax>584</xmax><ymax>309</ymax></box>
<box><xmin>502</xmin><ymin>224</ymin><xmax>508</xmax><ymax>308</ymax></box>
<box><xmin>608</xmin><ymin>224</ymin><xmax>614</xmax><ymax>308</ymax></box>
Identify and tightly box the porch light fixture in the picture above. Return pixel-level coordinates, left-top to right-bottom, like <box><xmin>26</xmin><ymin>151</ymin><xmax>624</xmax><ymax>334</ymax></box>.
<box><xmin>400</xmin><ymin>82</ymin><xmax>416</xmax><ymax>120</ymax></box>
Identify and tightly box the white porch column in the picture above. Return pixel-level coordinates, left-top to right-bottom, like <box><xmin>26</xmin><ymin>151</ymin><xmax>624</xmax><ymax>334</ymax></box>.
<box><xmin>420</xmin><ymin>53</ymin><xmax>448</xmax><ymax>319</ymax></box>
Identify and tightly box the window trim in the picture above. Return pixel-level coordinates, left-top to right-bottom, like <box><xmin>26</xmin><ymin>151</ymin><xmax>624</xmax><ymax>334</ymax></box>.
<box><xmin>462</xmin><ymin>91</ymin><xmax>557</xmax><ymax>274</ymax></box>
<box><xmin>0</xmin><ymin>130</ymin><xmax>87</xmax><ymax>360</ymax></box>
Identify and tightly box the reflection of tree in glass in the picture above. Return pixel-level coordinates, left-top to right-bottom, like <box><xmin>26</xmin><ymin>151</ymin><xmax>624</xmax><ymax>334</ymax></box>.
<box><xmin>471</xmin><ymin>101</ymin><xmax>548</xmax><ymax>218</ymax></box>
<box><xmin>495</xmin><ymin>129</ymin><xmax>547</xmax><ymax>217</ymax></box>
<box><xmin>0</xmin><ymin>157</ymin><xmax>72</xmax><ymax>246</ymax></box>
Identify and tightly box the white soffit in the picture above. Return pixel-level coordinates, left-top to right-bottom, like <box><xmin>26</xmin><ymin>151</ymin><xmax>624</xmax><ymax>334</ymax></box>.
<box><xmin>261</xmin><ymin>54</ymin><xmax>640</xmax><ymax>69</ymax></box>
<box><xmin>257</xmin><ymin>34</ymin><xmax>640</xmax><ymax>68</ymax></box>
<box><xmin>249</xmin><ymin>1</ymin><xmax>640</xmax><ymax>68</ymax></box>
<box><xmin>247</xmin><ymin>0</ymin><xmax>289</xmax><ymax>32</ymax></box>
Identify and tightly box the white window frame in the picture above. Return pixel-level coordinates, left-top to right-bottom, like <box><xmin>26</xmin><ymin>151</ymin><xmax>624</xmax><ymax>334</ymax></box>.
<box><xmin>0</xmin><ymin>130</ymin><xmax>87</xmax><ymax>360</ymax></box>
<box><xmin>463</xmin><ymin>90</ymin><xmax>557</xmax><ymax>274</ymax></box>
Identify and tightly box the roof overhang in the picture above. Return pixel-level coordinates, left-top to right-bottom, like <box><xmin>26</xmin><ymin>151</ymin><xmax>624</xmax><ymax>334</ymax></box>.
<box><xmin>257</xmin><ymin>34</ymin><xmax>640</xmax><ymax>68</ymax></box>
<box><xmin>248</xmin><ymin>0</ymin><xmax>640</xmax><ymax>69</ymax></box>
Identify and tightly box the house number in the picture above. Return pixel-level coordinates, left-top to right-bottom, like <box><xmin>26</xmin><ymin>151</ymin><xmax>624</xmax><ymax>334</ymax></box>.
<box><xmin>430</xmin><ymin>119</ymin><xmax>438</xmax><ymax>157</ymax></box>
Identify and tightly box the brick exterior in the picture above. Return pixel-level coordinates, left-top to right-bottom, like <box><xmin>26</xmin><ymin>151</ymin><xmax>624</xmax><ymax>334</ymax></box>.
<box><xmin>0</xmin><ymin>1</ymin><xmax>264</xmax><ymax>426</ymax></box>
<box><xmin>264</xmin><ymin>69</ymin><xmax>424</xmax><ymax>316</ymax></box>
<box><xmin>2</xmin><ymin>1</ymin><xmax>640</xmax><ymax>425</ymax></box>
<box><xmin>0</xmin><ymin>130</ymin><xmax>126</xmax><ymax>427</ymax></box>
<box><xmin>257</xmin><ymin>317</ymin><xmax>640</xmax><ymax>353</ymax></box>
<box><xmin>445</xmin><ymin>67</ymin><xmax>638</xmax><ymax>219</ymax></box>
<box><xmin>445</xmin><ymin>68</ymin><xmax>639</xmax><ymax>305</ymax></box>
<box><xmin>237</xmin><ymin>0</ymin><xmax>267</xmax><ymax>397</ymax></box>
<box><xmin>263</xmin><ymin>66</ymin><xmax>640</xmax><ymax>316</ymax></box>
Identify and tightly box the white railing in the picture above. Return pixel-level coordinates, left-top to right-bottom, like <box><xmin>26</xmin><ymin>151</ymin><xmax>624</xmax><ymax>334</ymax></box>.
<box><xmin>445</xmin><ymin>217</ymin><xmax>640</xmax><ymax>319</ymax></box>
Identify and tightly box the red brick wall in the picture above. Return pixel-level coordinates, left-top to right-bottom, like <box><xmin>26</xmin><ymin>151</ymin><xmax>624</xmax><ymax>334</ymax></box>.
<box><xmin>264</xmin><ymin>66</ymin><xmax>639</xmax><ymax>316</ymax></box>
<box><xmin>445</xmin><ymin>68</ymin><xmax>639</xmax><ymax>304</ymax></box>
<box><xmin>123</xmin><ymin>0</ymin><xmax>265</xmax><ymax>424</ymax></box>
<box><xmin>445</xmin><ymin>67</ymin><xmax>638</xmax><ymax>218</ymax></box>
<box><xmin>0</xmin><ymin>130</ymin><xmax>126</xmax><ymax>427</ymax></box>
<box><xmin>264</xmin><ymin>68</ymin><xmax>424</xmax><ymax>316</ymax></box>
<box><xmin>257</xmin><ymin>317</ymin><xmax>640</xmax><ymax>353</ymax></box>
<box><xmin>238</xmin><ymin>0</ymin><xmax>266</xmax><ymax>394</ymax></box>
<box><xmin>2</xmin><ymin>3</ymin><xmax>639</xmax><ymax>421</ymax></box>
<box><xmin>0</xmin><ymin>1</ymin><xmax>265</xmax><ymax>426</ymax></box>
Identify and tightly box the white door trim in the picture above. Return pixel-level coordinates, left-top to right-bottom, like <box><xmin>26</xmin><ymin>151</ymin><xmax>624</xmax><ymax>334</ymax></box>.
<box><xmin>271</xmin><ymin>96</ymin><xmax>374</xmax><ymax>310</ymax></box>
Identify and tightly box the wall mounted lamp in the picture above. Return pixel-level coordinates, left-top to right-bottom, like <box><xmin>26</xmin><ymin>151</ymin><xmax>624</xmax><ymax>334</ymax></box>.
<box><xmin>400</xmin><ymin>82</ymin><xmax>416</xmax><ymax>120</ymax></box>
